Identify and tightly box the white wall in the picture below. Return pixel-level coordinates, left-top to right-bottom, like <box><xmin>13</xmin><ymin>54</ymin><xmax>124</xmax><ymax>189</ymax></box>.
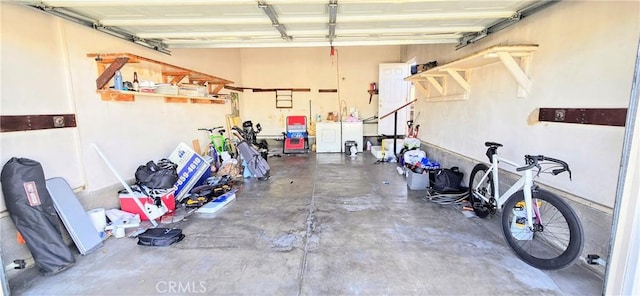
<box><xmin>405</xmin><ymin>1</ymin><xmax>639</xmax><ymax>208</ymax></box>
<box><xmin>238</xmin><ymin>46</ymin><xmax>402</xmax><ymax>136</ymax></box>
<box><xmin>0</xmin><ymin>3</ymin><xmax>242</xmax><ymax>211</ymax></box>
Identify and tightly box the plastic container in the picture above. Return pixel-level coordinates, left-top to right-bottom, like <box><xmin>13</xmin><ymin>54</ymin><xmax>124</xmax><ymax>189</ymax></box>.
<box><xmin>407</xmin><ymin>170</ymin><xmax>429</xmax><ymax>190</ymax></box>
<box><xmin>114</xmin><ymin>70</ymin><xmax>123</xmax><ymax>90</ymax></box>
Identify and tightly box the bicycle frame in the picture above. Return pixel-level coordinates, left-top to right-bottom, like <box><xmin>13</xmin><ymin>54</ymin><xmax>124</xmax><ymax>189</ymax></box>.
<box><xmin>472</xmin><ymin>154</ymin><xmax>539</xmax><ymax>230</ymax></box>
<box><xmin>209</xmin><ymin>133</ymin><xmax>227</xmax><ymax>153</ymax></box>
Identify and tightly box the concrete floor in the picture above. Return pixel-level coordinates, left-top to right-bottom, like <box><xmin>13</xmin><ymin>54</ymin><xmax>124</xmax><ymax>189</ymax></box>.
<box><xmin>10</xmin><ymin>153</ymin><xmax>603</xmax><ymax>295</ymax></box>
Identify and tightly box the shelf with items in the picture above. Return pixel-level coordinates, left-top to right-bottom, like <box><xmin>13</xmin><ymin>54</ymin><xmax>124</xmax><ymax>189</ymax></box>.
<box><xmin>404</xmin><ymin>44</ymin><xmax>538</xmax><ymax>100</ymax></box>
<box><xmin>96</xmin><ymin>90</ymin><xmax>229</xmax><ymax>104</ymax></box>
<box><xmin>87</xmin><ymin>53</ymin><xmax>234</xmax><ymax>104</ymax></box>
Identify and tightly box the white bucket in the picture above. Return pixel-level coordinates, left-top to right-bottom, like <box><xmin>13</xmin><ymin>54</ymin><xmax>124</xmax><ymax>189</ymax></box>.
<box><xmin>87</xmin><ymin>208</ymin><xmax>107</xmax><ymax>233</ymax></box>
<box><xmin>114</xmin><ymin>226</ymin><xmax>125</xmax><ymax>238</ymax></box>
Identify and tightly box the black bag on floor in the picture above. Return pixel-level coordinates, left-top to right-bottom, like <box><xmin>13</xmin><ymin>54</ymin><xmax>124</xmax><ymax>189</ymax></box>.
<box><xmin>0</xmin><ymin>157</ymin><xmax>75</xmax><ymax>275</ymax></box>
<box><xmin>137</xmin><ymin>228</ymin><xmax>184</xmax><ymax>246</ymax></box>
<box><xmin>237</xmin><ymin>140</ymin><xmax>270</xmax><ymax>180</ymax></box>
<box><xmin>433</xmin><ymin>167</ymin><xmax>465</xmax><ymax>193</ymax></box>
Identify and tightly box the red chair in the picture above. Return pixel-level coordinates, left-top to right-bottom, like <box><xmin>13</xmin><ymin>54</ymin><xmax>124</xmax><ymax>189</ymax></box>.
<box><xmin>283</xmin><ymin>116</ymin><xmax>308</xmax><ymax>154</ymax></box>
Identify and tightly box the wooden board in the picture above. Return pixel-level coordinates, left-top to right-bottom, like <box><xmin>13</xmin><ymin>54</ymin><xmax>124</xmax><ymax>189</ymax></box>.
<box><xmin>538</xmin><ymin>108</ymin><xmax>627</xmax><ymax>127</ymax></box>
<box><xmin>1</xmin><ymin>114</ymin><xmax>77</xmax><ymax>132</ymax></box>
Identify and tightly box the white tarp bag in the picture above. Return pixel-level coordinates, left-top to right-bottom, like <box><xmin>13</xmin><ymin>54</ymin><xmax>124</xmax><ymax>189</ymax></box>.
<box><xmin>403</xmin><ymin>149</ymin><xmax>426</xmax><ymax>166</ymax></box>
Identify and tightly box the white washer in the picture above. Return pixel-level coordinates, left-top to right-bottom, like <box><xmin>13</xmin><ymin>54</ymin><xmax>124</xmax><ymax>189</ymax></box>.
<box><xmin>341</xmin><ymin>121</ymin><xmax>363</xmax><ymax>152</ymax></box>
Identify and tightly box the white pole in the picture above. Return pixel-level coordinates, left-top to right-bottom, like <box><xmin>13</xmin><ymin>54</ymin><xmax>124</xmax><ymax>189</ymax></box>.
<box><xmin>92</xmin><ymin>144</ymin><xmax>158</xmax><ymax>227</ymax></box>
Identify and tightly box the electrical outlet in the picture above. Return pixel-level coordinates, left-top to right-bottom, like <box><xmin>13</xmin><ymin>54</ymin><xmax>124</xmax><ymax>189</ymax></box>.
<box><xmin>554</xmin><ymin>109</ymin><xmax>565</xmax><ymax>121</ymax></box>
<box><xmin>53</xmin><ymin>116</ymin><xmax>65</xmax><ymax>127</ymax></box>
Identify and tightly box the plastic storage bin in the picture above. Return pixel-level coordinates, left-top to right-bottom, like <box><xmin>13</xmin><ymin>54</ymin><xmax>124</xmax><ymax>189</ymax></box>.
<box><xmin>407</xmin><ymin>170</ymin><xmax>430</xmax><ymax>190</ymax></box>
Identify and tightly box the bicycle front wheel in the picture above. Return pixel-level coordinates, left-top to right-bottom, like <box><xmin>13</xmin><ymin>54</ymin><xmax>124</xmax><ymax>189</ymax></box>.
<box><xmin>501</xmin><ymin>189</ymin><xmax>584</xmax><ymax>270</ymax></box>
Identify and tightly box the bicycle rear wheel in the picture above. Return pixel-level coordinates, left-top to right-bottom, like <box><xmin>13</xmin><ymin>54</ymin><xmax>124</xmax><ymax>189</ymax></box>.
<box><xmin>468</xmin><ymin>164</ymin><xmax>494</xmax><ymax>218</ymax></box>
<box><xmin>501</xmin><ymin>189</ymin><xmax>584</xmax><ymax>270</ymax></box>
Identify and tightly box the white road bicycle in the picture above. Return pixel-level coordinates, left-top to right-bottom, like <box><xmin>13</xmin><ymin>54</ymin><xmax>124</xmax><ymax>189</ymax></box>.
<box><xmin>468</xmin><ymin>142</ymin><xmax>584</xmax><ymax>270</ymax></box>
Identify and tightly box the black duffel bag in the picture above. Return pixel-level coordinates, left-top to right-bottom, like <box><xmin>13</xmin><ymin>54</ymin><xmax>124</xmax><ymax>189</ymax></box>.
<box><xmin>135</xmin><ymin>159</ymin><xmax>178</xmax><ymax>189</ymax></box>
<box><xmin>433</xmin><ymin>167</ymin><xmax>465</xmax><ymax>193</ymax></box>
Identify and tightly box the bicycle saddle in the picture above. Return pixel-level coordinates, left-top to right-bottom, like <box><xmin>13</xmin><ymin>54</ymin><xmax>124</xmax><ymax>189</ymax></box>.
<box><xmin>485</xmin><ymin>142</ymin><xmax>503</xmax><ymax>148</ymax></box>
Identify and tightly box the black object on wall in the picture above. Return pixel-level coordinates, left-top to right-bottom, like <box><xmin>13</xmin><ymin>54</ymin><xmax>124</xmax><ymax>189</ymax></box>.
<box><xmin>538</xmin><ymin>108</ymin><xmax>627</xmax><ymax>127</ymax></box>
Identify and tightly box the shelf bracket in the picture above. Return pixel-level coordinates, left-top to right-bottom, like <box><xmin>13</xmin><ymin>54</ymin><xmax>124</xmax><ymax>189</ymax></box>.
<box><xmin>426</xmin><ymin>75</ymin><xmax>446</xmax><ymax>96</ymax></box>
<box><xmin>209</xmin><ymin>84</ymin><xmax>224</xmax><ymax>94</ymax></box>
<box><xmin>443</xmin><ymin>69</ymin><xmax>470</xmax><ymax>92</ymax></box>
<box><xmin>412</xmin><ymin>80</ymin><xmax>430</xmax><ymax>98</ymax></box>
<box><xmin>496</xmin><ymin>52</ymin><xmax>532</xmax><ymax>97</ymax></box>
<box><xmin>96</xmin><ymin>57</ymin><xmax>129</xmax><ymax>89</ymax></box>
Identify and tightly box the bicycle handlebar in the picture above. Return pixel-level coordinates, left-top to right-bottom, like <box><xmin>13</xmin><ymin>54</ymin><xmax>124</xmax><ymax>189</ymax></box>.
<box><xmin>517</xmin><ymin>155</ymin><xmax>572</xmax><ymax>180</ymax></box>
<box><xmin>198</xmin><ymin>126</ymin><xmax>225</xmax><ymax>133</ymax></box>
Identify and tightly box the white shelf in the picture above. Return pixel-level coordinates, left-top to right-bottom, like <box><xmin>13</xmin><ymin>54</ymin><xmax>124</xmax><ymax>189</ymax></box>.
<box><xmin>405</xmin><ymin>44</ymin><xmax>539</xmax><ymax>99</ymax></box>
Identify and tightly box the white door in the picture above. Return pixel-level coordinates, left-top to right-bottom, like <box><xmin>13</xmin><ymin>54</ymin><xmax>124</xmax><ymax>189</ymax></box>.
<box><xmin>378</xmin><ymin>63</ymin><xmax>409</xmax><ymax>136</ymax></box>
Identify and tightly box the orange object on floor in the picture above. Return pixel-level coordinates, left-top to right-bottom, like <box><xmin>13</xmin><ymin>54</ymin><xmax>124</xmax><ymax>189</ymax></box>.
<box><xmin>17</xmin><ymin>231</ymin><xmax>26</xmax><ymax>244</ymax></box>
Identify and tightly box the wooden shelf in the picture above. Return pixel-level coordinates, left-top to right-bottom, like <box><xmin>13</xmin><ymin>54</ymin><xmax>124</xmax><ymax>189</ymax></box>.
<box><xmin>405</xmin><ymin>44</ymin><xmax>539</xmax><ymax>100</ymax></box>
<box><xmin>87</xmin><ymin>53</ymin><xmax>234</xmax><ymax>104</ymax></box>
<box><xmin>97</xmin><ymin>90</ymin><xmax>227</xmax><ymax>104</ymax></box>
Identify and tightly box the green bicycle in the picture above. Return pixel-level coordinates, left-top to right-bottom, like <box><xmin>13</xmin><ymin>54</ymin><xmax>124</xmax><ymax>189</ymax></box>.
<box><xmin>198</xmin><ymin>126</ymin><xmax>234</xmax><ymax>168</ymax></box>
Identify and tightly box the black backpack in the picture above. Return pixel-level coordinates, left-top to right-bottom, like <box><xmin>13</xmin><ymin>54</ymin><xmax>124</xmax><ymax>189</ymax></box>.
<box><xmin>135</xmin><ymin>159</ymin><xmax>178</xmax><ymax>189</ymax></box>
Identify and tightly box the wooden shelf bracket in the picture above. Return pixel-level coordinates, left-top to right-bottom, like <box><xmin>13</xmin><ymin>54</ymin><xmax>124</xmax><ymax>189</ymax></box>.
<box><xmin>405</xmin><ymin>44</ymin><xmax>538</xmax><ymax>100</ymax></box>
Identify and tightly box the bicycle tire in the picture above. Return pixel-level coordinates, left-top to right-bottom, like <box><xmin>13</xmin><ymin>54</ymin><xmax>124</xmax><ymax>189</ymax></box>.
<box><xmin>501</xmin><ymin>189</ymin><xmax>584</xmax><ymax>270</ymax></box>
<box><xmin>468</xmin><ymin>164</ymin><xmax>493</xmax><ymax>218</ymax></box>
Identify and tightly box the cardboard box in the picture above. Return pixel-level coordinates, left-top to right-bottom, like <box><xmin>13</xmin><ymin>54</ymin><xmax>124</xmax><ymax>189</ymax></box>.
<box><xmin>118</xmin><ymin>186</ymin><xmax>175</xmax><ymax>220</ymax></box>
<box><xmin>168</xmin><ymin>142</ymin><xmax>210</xmax><ymax>201</ymax></box>
<box><xmin>407</xmin><ymin>170</ymin><xmax>430</xmax><ymax>190</ymax></box>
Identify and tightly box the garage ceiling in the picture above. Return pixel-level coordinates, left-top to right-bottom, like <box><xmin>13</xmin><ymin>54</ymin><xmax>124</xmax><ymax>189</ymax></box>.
<box><xmin>16</xmin><ymin>0</ymin><xmax>554</xmax><ymax>53</ymax></box>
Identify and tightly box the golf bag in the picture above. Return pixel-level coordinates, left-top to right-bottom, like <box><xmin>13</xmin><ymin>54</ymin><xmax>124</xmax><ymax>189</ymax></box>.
<box><xmin>236</xmin><ymin>140</ymin><xmax>270</xmax><ymax>180</ymax></box>
<box><xmin>1</xmin><ymin>157</ymin><xmax>75</xmax><ymax>275</ymax></box>
<box><xmin>240</xmin><ymin>121</ymin><xmax>269</xmax><ymax>150</ymax></box>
